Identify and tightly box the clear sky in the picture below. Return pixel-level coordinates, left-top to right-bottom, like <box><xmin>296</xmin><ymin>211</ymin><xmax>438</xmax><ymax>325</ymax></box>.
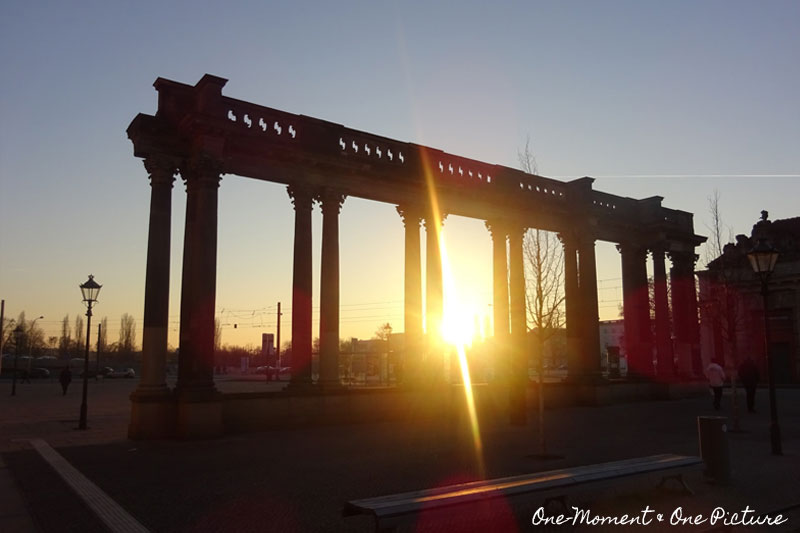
<box><xmin>1</xmin><ymin>1</ymin><xmax>798</xmax><ymax>350</ymax></box>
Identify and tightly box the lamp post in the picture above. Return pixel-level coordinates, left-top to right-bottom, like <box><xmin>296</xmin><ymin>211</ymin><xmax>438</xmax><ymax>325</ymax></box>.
<box><xmin>11</xmin><ymin>325</ymin><xmax>23</xmax><ymax>396</ymax></box>
<box><xmin>78</xmin><ymin>275</ymin><xmax>102</xmax><ymax>430</ymax></box>
<box><xmin>27</xmin><ymin>315</ymin><xmax>44</xmax><ymax>359</ymax></box>
<box><xmin>747</xmin><ymin>238</ymin><xmax>781</xmax><ymax>455</ymax></box>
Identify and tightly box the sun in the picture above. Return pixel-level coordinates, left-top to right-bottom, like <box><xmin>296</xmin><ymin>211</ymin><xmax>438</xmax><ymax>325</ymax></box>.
<box><xmin>441</xmin><ymin>301</ymin><xmax>476</xmax><ymax>348</ymax></box>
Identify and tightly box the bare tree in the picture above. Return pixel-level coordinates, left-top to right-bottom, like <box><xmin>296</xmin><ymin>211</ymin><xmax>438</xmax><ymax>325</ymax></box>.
<box><xmin>703</xmin><ymin>190</ymin><xmax>746</xmax><ymax>430</ymax></box>
<box><xmin>374</xmin><ymin>322</ymin><xmax>393</xmax><ymax>342</ymax></box>
<box><xmin>59</xmin><ymin>314</ymin><xmax>71</xmax><ymax>359</ymax></box>
<box><xmin>118</xmin><ymin>313</ymin><xmax>137</xmax><ymax>359</ymax></box>
<box><xmin>98</xmin><ymin>317</ymin><xmax>108</xmax><ymax>355</ymax></box>
<box><xmin>74</xmin><ymin>315</ymin><xmax>85</xmax><ymax>358</ymax></box>
<box><xmin>519</xmin><ymin>138</ymin><xmax>565</xmax><ymax>457</ymax></box>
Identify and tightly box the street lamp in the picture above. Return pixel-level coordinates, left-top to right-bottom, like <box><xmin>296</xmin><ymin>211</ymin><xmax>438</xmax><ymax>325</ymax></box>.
<box><xmin>11</xmin><ymin>325</ymin><xmax>23</xmax><ymax>396</ymax></box>
<box><xmin>78</xmin><ymin>274</ymin><xmax>102</xmax><ymax>430</ymax></box>
<box><xmin>27</xmin><ymin>315</ymin><xmax>44</xmax><ymax>359</ymax></box>
<box><xmin>747</xmin><ymin>238</ymin><xmax>781</xmax><ymax>455</ymax></box>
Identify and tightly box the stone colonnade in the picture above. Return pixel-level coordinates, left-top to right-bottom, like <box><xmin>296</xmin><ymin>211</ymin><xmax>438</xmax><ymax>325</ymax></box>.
<box><xmin>618</xmin><ymin>243</ymin><xmax>701</xmax><ymax>379</ymax></box>
<box><xmin>129</xmin><ymin>154</ymin><xmax>702</xmax><ymax>438</ymax></box>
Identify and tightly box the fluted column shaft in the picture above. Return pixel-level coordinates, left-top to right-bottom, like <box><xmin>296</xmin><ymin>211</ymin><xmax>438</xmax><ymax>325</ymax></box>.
<box><xmin>398</xmin><ymin>205</ymin><xmax>423</xmax><ymax>384</ymax></box>
<box><xmin>619</xmin><ymin>243</ymin><xmax>654</xmax><ymax>378</ymax></box>
<box><xmin>424</xmin><ymin>216</ymin><xmax>444</xmax><ymax>341</ymax></box>
<box><xmin>508</xmin><ymin>224</ymin><xmax>527</xmax><ymax>425</ymax></box>
<box><xmin>319</xmin><ymin>190</ymin><xmax>345</xmax><ymax>388</ymax></box>
<box><xmin>652</xmin><ymin>247</ymin><xmax>673</xmax><ymax>378</ymax></box>
<box><xmin>289</xmin><ymin>185</ymin><xmax>315</xmax><ymax>385</ymax></box>
<box><xmin>487</xmin><ymin>221</ymin><xmax>510</xmax><ymax>341</ymax></box>
<box><xmin>138</xmin><ymin>158</ymin><xmax>176</xmax><ymax>395</ymax></box>
<box><xmin>670</xmin><ymin>251</ymin><xmax>701</xmax><ymax>378</ymax></box>
<box><xmin>578</xmin><ymin>235</ymin><xmax>601</xmax><ymax>377</ymax></box>
<box><xmin>177</xmin><ymin>158</ymin><xmax>221</xmax><ymax>396</ymax></box>
<box><xmin>562</xmin><ymin>235</ymin><xmax>581</xmax><ymax>378</ymax></box>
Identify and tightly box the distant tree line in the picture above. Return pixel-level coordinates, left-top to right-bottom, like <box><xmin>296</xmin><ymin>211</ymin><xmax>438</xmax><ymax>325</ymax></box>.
<box><xmin>1</xmin><ymin>311</ymin><xmax>137</xmax><ymax>360</ymax></box>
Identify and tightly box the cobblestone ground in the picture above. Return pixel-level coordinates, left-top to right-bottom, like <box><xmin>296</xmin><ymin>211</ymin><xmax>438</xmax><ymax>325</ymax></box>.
<box><xmin>1</xmin><ymin>377</ymin><xmax>798</xmax><ymax>532</ymax></box>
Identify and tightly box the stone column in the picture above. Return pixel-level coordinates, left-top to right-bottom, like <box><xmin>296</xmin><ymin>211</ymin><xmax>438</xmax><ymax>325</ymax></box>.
<box><xmin>486</xmin><ymin>221</ymin><xmax>510</xmax><ymax>341</ymax></box>
<box><xmin>670</xmin><ymin>250</ymin><xmax>701</xmax><ymax>378</ymax></box>
<box><xmin>288</xmin><ymin>185</ymin><xmax>315</xmax><ymax>386</ymax></box>
<box><xmin>398</xmin><ymin>205</ymin><xmax>423</xmax><ymax>385</ymax></box>
<box><xmin>318</xmin><ymin>189</ymin><xmax>346</xmax><ymax>389</ymax></box>
<box><xmin>578</xmin><ymin>234</ymin><xmax>601</xmax><ymax>378</ymax></box>
<box><xmin>176</xmin><ymin>157</ymin><xmax>222</xmax><ymax>398</ymax></box>
<box><xmin>129</xmin><ymin>156</ymin><xmax>177</xmax><ymax>439</ymax></box>
<box><xmin>486</xmin><ymin>220</ymin><xmax>510</xmax><ymax>387</ymax></box>
<box><xmin>619</xmin><ymin>243</ymin><xmax>654</xmax><ymax>378</ymax></box>
<box><xmin>137</xmin><ymin>157</ymin><xmax>176</xmax><ymax>395</ymax></box>
<box><xmin>424</xmin><ymin>214</ymin><xmax>445</xmax><ymax>343</ymax></box>
<box><xmin>652</xmin><ymin>246</ymin><xmax>674</xmax><ymax>378</ymax></box>
<box><xmin>561</xmin><ymin>234</ymin><xmax>581</xmax><ymax>378</ymax></box>
<box><xmin>508</xmin><ymin>223</ymin><xmax>527</xmax><ymax>425</ymax></box>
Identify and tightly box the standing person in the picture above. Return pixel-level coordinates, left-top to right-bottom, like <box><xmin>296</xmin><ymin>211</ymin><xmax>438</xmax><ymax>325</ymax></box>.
<box><xmin>738</xmin><ymin>357</ymin><xmax>760</xmax><ymax>413</ymax></box>
<box><xmin>59</xmin><ymin>367</ymin><xmax>72</xmax><ymax>395</ymax></box>
<box><xmin>706</xmin><ymin>359</ymin><xmax>726</xmax><ymax>411</ymax></box>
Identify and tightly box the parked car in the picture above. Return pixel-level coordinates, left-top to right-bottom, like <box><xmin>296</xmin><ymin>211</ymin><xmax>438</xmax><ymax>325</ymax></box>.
<box><xmin>80</xmin><ymin>366</ymin><xmax>115</xmax><ymax>378</ymax></box>
<box><xmin>107</xmin><ymin>368</ymin><xmax>136</xmax><ymax>379</ymax></box>
<box><xmin>29</xmin><ymin>367</ymin><xmax>51</xmax><ymax>379</ymax></box>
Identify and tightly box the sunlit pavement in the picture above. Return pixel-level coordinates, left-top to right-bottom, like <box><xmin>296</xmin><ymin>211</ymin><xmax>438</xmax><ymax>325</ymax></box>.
<box><xmin>1</xmin><ymin>379</ymin><xmax>799</xmax><ymax>532</ymax></box>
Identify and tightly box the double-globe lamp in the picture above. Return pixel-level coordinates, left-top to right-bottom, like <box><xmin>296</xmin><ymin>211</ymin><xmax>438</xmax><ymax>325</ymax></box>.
<box><xmin>78</xmin><ymin>274</ymin><xmax>102</xmax><ymax>430</ymax></box>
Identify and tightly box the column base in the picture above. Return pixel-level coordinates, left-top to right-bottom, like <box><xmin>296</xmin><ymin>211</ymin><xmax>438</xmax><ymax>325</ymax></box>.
<box><xmin>129</xmin><ymin>389</ymin><xmax>176</xmax><ymax>440</ymax></box>
<box><xmin>176</xmin><ymin>393</ymin><xmax>223</xmax><ymax>439</ymax></box>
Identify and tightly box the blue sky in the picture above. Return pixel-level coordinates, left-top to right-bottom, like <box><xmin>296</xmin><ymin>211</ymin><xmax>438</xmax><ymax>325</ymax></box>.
<box><xmin>1</xmin><ymin>1</ymin><xmax>798</xmax><ymax>348</ymax></box>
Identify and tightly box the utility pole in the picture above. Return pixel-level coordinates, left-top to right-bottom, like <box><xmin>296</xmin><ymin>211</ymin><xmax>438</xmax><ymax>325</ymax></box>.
<box><xmin>276</xmin><ymin>302</ymin><xmax>282</xmax><ymax>381</ymax></box>
<box><xmin>0</xmin><ymin>300</ymin><xmax>5</xmax><ymax>376</ymax></box>
<box><xmin>95</xmin><ymin>322</ymin><xmax>102</xmax><ymax>380</ymax></box>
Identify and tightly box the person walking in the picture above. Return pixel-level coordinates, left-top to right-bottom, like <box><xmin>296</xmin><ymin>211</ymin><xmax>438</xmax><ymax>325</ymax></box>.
<box><xmin>706</xmin><ymin>359</ymin><xmax>726</xmax><ymax>411</ymax></box>
<box><xmin>738</xmin><ymin>357</ymin><xmax>760</xmax><ymax>413</ymax></box>
<box><xmin>59</xmin><ymin>367</ymin><xmax>72</xmax><ymax>395</ymax></box>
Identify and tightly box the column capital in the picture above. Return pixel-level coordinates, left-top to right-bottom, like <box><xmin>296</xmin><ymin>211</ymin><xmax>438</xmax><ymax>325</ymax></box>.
<box><xmin>396</xmin><ymin>204</ymin><xmax>423</xmax><ymax>227</ymax></box>
<box><xmin>505</xmin><ymin>221</ymin><xmax>527</xmax><ymax>240</ymax></box>
<box><xmin>649</xmin><ymin>245</ymin><xmax>668</xmax><ymax>260</ymax></box>
<box><xmin>143</xmin><ymin>157</ymin><xmax>179</xmax><ymax>187</ymax></box>
<box><xmin>287</xmin><ymin>184</ymin><xmax>316</xmax><ymax>212</ymax></box>
<box><xmin>423</xmin><ymin>213</ymin><xmax>447</xmax><ymax>230</ymax></box>
<box><xmin>181</xmin><ymin>155</ymin><xmax>223</xmax><ymax>189</ymax></box>
<box><xmin>485</xmin><ymin>219</ymin><xmax>508</xmax><ymax>239</ymax></box>
<box><xmin>317</xmin><ymin>188</ymin><xmax>347</xmax><ymax>215</ymax></box>
<box><xmin>667</xmin><ymin>249</ymin><xmax>698</xmax><ymax>266</ymax></box>
<box><xmin>558</xmin><ymin>229</ymin><xmax>595</xmax><ymax>247</ymax></box>
<box><xmin>616</xmin><ymin>241</ymin><xmax>648</xmax><ymax>259</ymax></box>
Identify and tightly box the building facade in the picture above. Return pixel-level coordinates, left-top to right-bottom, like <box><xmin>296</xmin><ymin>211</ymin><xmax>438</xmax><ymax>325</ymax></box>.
<box><xmin>698</xmin><ymin>213</ymin><xmax>800</xmax><ymax>383</ymax></box>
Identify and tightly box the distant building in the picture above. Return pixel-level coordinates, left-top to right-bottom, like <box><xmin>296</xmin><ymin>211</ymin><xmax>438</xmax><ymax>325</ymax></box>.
<box><xmin>599</xmin><ymin>319</ymin><xmax>625</xmax><ymax>358</ymax></box>
<box><xmin>599</xmin><ymin>319</ymin><xmax>627</xmax><ymax>375</ymax></box>
<box><xmin>697</xmin><ymin>213</ymin><xmax>800</xmax><ymax>383</ymax></box>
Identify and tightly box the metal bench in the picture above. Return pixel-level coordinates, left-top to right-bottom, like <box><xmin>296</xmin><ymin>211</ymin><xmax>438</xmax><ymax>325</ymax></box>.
<box><xmin>343</xmin><ymin>454</ymin><xmax>702</xmax><ymax>532</ymax></box>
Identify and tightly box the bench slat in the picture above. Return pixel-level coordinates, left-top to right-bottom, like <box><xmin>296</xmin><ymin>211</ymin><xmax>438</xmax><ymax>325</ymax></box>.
<box><xmin>344</xmin><ymin>454</ymin><xmax>702</xmax><ymax>519</ymax></box>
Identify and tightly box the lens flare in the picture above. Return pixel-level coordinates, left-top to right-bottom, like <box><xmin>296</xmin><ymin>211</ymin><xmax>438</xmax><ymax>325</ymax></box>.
<box><xmin>419</xmin><ymin>148</ymin><xmax>485</xmax><ymax>478</ymax></box>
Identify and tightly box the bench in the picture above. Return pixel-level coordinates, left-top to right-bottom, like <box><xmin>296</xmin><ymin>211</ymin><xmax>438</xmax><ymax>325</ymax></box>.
<box><xmin>343</xmin><ymin>454</ymin><xmax>702</xmax><ymax>532</ymax></box>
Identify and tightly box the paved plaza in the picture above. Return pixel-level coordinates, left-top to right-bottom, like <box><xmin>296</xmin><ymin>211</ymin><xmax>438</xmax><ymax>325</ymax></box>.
<box><xmin>1</xmin><ymin>377</ymin><xmax>799</xmax><ymax>532</ymax></box>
